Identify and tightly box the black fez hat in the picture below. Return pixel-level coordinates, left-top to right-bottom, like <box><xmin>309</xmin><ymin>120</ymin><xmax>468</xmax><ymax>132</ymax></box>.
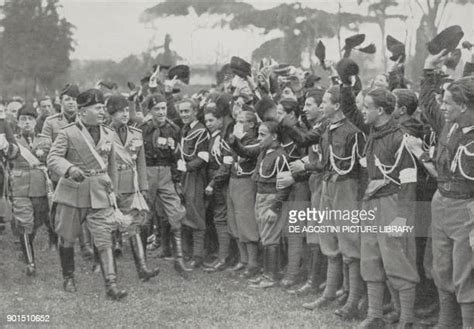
<box><xmin>342</xmin><ymin>34</ymin><xmax>365</xmax><ymax>57</ymax></box>
<box><xmin>144</xmin><ymin>93</ymin><xmax>167</xmax><ymax>110</ymax></box>
<box><xmin>230</xmin><ymin>56</ymin><xmax>252</xmax><ymax>78</ymax></box>
<box><xmin>315</xmin><ymin>41</ymin><xmax>327</xmax><ymax>69</ymax></box>
<box><xmin>168</xmin><ymin>65</ymin><xmax>190</xmax><ymax>84</ymax></box>
<box><xmin>77</xmin><ymin>89</ymin><xmax>105</xmax><ymax>108</ymax></box>
<box><xmin>17</xmin><ymin>104</ymin><xmax>37</xmax><ymax>119</ymax></box>
<box><xmin>99</xmin><ymin>81</ymin><xmax>118</xmax><ymax>90</ymax></box>
<box><xmin>342</xmin><ymin>34</ymin><xmax>376</xmax><ymax>58</ymax></box>
<box><xmin>427</xmin><ymin>25</ymin><xmax>464</xmax><ymax>55</ymax></box>
<box><xmin>141</xmin><ymin>75</ymin><xmax>151</xmax><ymax>84</ymax></box>
<box><xmin>387</xmin><ymin>35</ymin><xmax>406</xmax><ymax>62</ymax></box>
<box><xmin>106</xmin><ymin>94</ymin><xmax>128</xmax><ymax>115</ymax></box>
<box><xmin>127</xmin><ymin>81</ymin><xmax>136</xmax><ymax>91</ymax></box>
<box><xmin>60</xmin><ymin>84</ymin><xmax>80</xmax><ymax>99</ymax></box>
<box><xmin>444</xmin><ymin>49</ymin><xmax>462</xmax><ymax>70</ymax></box>
<box><xmin>336</xmin><ymin>58</ymin><xmax>360</xmax><ymax>81</ymax></box>
<box><xmin>462</xmin><ymin>41</ymin><xmax>472</xmax><ymax>50</ymax></box>
<box><xmin>463</xmin><ymin>62</ymin><xmax>474</xmax><ymax>77</ymax></box>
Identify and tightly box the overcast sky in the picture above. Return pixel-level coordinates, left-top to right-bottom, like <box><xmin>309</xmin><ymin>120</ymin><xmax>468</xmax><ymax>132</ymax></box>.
<box><xmin>59</xmin><ymin>0</ymin><xmax>473</xmax><ymax>64</ymax></box>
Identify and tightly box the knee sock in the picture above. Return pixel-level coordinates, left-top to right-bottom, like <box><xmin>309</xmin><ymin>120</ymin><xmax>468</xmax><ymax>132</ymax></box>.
<box><xmin>322</xmin><ymin>255</ymin><xmax>343</xmax><ymax>298</ymax></box>
<box><xmin>237</xmin><ymin>241</ymin><xmax>248</xmax><ymax>264</ymax></box>
<box><xmin>215</xmin><ymin>223</ymin><xmax>230</xmax><ymax>261</ymax></box>
<box><xmin>399</xmin><ymin>286</ymin><xmax>416</xmax><ymax>323</ymax></box>
<box><xmin>192</xmin><ymin>230</ymin><xmax>205</xmax><ymax>258</ymax></box>
<box><xmin>346</xmin><ymin>259</ymin><xmax>363</xmax><ymax>306</ymax></box>
<box><xmin>286</xmin><ymin>236</ymin><xmax>303</xmax><ymax>279</ymax></box>
<box><xmin>438</xmin><ymin>289</ymin><xmax>460</xmax><ymax>327</ymax></box>
<box><xmin>246</xmin><ymin>242</ymin><xmax>258</xmax><ymax>268</ymax></box>
<box><xmin>461</xmin><ymin>303</ymin><xmax>474</xmax><ymax>328</ymax></box>
<box><xmin>367</xmin><ymin>281</ymin><xmax>385</xmax><ymax>319</ymax></box>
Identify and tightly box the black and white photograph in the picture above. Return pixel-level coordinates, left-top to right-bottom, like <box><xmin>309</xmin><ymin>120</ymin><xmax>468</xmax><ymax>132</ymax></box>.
<box><xmin>0</xmin><ymin>0</ymin><xmax>473</xmax><ymax>328</ymax></box>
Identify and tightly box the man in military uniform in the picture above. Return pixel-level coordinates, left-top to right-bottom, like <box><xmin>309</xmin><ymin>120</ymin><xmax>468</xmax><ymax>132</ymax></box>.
<box><xmin>47</xmin><ymin>88</ymin><xmax>127</xmax><ymax>300</ymax></box>
<box><xmin>106</xmin><ymin>94</ymin><xmax>159</xmax><ymax>281</ymax></box>
<box><xmin>140</xmin><ymin>93</ymin><xmax>190</xmax><ymax>276</ymax></box>
<box><xmin>10</xmin><ymin>105</ymin><xmax>52</xmax><ymax>276</ymax></box>
<box><xmin>42</xmin><ymin>84</ymin><xmax>92</xmax><ymax>255</ymax></box>
<box><xmin>0</xmin><ymin>108</ymin><xmax>19</xmax><ymax>234</ymax></box>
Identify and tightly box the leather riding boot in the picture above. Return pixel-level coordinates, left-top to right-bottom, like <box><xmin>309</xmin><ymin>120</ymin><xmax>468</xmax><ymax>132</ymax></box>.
<box><xmin>113</xmin><ymin>230</ymin><xmax>123</xmax><ymax>258</ymax></box>
<box><xmin>157</xmin><ymin>220</ymin><xmax>172</xmax><ymax>259</ymax></box>
<box><xmin>172</xmin><ymin>229</ymin><xmax>192</xmax><ymax>278</ymax></box>
<box><xmin>59</xmin><ymin>245</ymin><xmax>76</xmax><ymax>292</ymax></box>
<box><xmin>97</xmin><ymin>247</ymin><xmax>127</xmax><ymax>300</ymax></box>
<box><xmin>130</xmin><ymin>234</ymin><xmax>159</xmax><ymax>282</ymax></box>
<box><xmin>80</xmin><ymin>223</ymin><xmax>93</xmax><ymax>260</ymax></box>
<box><xmin>20</xmin><ymin>233</ymin><xmax>36</xmax><ymax>276</ymax></box>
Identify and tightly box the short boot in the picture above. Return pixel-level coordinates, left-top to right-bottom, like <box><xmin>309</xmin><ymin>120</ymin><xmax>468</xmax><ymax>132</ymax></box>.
<box><xmin>249</xmin><ymin>245</ymin><xmax>279</xmax><ymax>289</ymax></box>
<box><xmin>20</xmin><ymin>233</ymin><xmax>36</xmax><ymax>276</ymax></box>
<box><xmin>172</xmin><ymin>229</ymin><xmax>192</xmax><ymax>278</ymax></box>
<box><xmin>59</xmin><ymin>245</ymin><xmax>77</xmax><ymax>292</ymax></box>
<box><xmin>288</xmin><ymin>245</ymin><xmax>323</xmax><ymax>296</ymax></box>
<box><xmin>157</xmin><ymin>220</ymin><xmax>172</xmax><ymax>259</ymax></box>
<box><xmin>97</xmin><ymin>247</ymin><xmax>127</xmax><ymax>300</ymax></box>
<box><xmin>359</xmin><ymin>317</ymin><xmax>386</xmax><ymax>329</ymax></box>
<box><xmin>129</xmin><ymin>234</ymin><xmax>159</xmax><ymax>282</ymax></box>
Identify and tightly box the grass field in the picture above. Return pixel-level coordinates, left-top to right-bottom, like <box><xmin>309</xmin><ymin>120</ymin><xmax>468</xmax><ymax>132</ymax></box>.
<box><xmin>0</xmin><ymin>226</ymin><xmax>431</xmax><ymax>329</ymax></box>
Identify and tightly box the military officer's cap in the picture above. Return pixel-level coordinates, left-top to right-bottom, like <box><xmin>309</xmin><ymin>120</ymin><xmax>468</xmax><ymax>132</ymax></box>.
<box><xmin>106</xmin><ymin>94</ymin><xmax>129</xmax><ymax>115</ymax></box>
<box><xmin>17</xmin><ymin>104</ymin><xmax>38</xmax><ymax>119</ymax></box>
<box><xmin>60</xmin><ymin>84</ymin><xmax>80</xmax><ymax>99</ymax></box>
<box><xmin>77</xmin><ymin>89</ymin><xmax>105</xmax><ymax>108</ymax></box>
<box><xmin>143</xmin><ymin>93</ymin><xmax>167</xmax><ymax>110</ymax></box>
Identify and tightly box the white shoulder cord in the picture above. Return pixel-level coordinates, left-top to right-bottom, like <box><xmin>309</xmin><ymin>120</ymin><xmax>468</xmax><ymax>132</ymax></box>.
<box><xmin>178</xmin><ymin>128</ymin><xmax>208</xmax><ymax>159</ymax></box>
<box><xmin>374</xmin><ymin>133</ymin><xmax>417</xmax><ymax>186</ymax></box>
<box><xmin>450</xmin><ymin>141</ymin><xmax>474</xmax><ymax>180</ymax></box>
<box><xmin>235</xmin><ymin>142</ymin><xmax>259</xmax><ymax>175</ymax></box>
<box><xmin>282</xmin><ymin>141</ymin><xmax>297</xmax><ymax>159</ymax></box>
<box><xmin>211</xmin><ymin>134</ymin><xmax>222</xmax><ymax>165</ymax></box>
<box><xmin>259</xmin><ymin>154</ymin><xmax>290</xmax><ymax>179</ymax></box>
<box><xmin>329</xmin><ymin>137</ymin><xmax>357</xmax><ymax>176</ymax></box>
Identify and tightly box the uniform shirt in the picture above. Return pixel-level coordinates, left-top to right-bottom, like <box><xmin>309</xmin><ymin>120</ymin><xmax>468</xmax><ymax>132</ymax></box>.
<box><xmin>178</xmin><ymin>120</ymin><xmax>209</xmax><ymax>172</ymax></box>
<box><xmin>140</xmin><ymin>118</ymin><xmax>180</xmax><ymax>168</ymax></box>
<box><xmin>111</xmin><ymin>123</ymin><xmax>148</xmax><ymax>194</ymax></box>
<box><xmin>41</xmin><ymin>112</ymin><xmax>77</xmax><ymax>142</ymax></box>
<box><xmin>47</xmin><ymin>121</ymin><xmax>117</xmax><ymax>209</ymax></box>
<box><xmin>10</xmin><ymin>133</ymin><xmax>51</xmax><ymax>197</ymax></box>
<box><xmin>280</xmin><ymin>122</ymin><xmax>310</xmax><ymax>182</ymax></box>
<box><xmin>231</xmin><ymin>139</ymin><xmax>291</xmax><ymax>213</ymax></box>
<box><xmin>281</xmin><ymin>115</ymin><xmax>364</xmax><ymax>182</ymax></box>
<box><xmin>420</xmin><ymin>69</ymin><xmax>474</xmax><ymax>198</ymax></box>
